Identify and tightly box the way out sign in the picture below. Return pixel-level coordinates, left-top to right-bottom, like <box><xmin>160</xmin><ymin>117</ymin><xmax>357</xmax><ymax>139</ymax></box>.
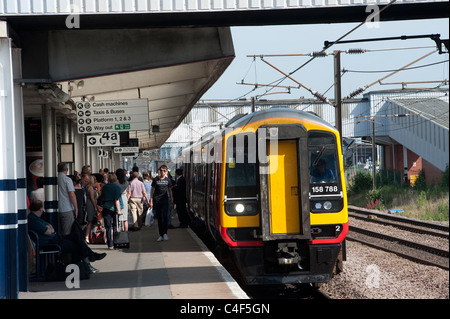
<box><xmin>87</xmin><ymin>132</ymin><xmax>120</xmax><ymax>147</ymax></box>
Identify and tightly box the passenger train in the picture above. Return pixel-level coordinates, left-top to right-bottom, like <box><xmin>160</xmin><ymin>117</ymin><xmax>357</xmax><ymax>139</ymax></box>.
<box><xmin>180</xmin><ymin>108</ymin><xmax>348</xmax><ymax>285</ymax></box>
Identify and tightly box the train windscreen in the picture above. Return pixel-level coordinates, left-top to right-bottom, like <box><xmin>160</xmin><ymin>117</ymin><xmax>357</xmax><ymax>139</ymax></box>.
<box><xmin>308</xmin><ymin>132</ymin><xmax>339</xmax><ymax>184</ymax></box>
<box><xmin>225</xmin><ymin>134</ymin><xmax>257</xmax><ymax>198</ymax></box>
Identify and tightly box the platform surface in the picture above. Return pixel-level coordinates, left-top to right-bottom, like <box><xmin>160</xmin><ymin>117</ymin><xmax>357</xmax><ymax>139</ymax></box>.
<box><xmin>19</xmin><ymin>222</ymin><xmax>248</xmax><ymax>299</ymax></box>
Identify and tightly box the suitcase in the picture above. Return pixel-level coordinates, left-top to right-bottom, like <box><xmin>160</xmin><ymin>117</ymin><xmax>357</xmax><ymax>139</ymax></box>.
<box><xmin>113</xmin><ymin>215</ymin><xmax>130</xmax><ymax>249</ymax></box>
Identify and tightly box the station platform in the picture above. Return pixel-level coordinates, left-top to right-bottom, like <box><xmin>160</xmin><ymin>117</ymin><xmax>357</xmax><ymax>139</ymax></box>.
<box><xmin>19</xmin><ymin>221</ymin><xmax>248</xmax><ymax>299</ymax></box>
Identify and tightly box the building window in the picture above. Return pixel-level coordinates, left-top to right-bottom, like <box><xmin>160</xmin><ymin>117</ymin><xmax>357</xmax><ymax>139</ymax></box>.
<box><xmin>435</xmin><ymin>125</ymin><xmax>438</xmax><ymax>147</ymax></box>
<box><xmin>420</xmin><ymin>121</ymin><xmax>423</xmax><ymax>139</ymax></box>
<box><xmin>209</xmin><ymin>108</ymin><xmax>217</xmax><ymax>123</ymax></box>
<box><xmin>183</xmin><ymin>112</ymin><xmax>192</xmax><ymax>124</ymax></box>
<box><xmin>444</xmin><ymin>130</ymin><xmax>447</xmax><ymax>152</ymax></box>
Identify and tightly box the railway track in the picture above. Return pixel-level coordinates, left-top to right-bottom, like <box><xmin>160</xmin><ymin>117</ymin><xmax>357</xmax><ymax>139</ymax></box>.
<box><xmin>347</xmin><ymin>205</ymin><xmax>449</xmax><ymax>270</ymax></box>
<box><xmin>348</xmin><ymin>205</ymin><xmax>449</xmax><ymax>238</ymax></box>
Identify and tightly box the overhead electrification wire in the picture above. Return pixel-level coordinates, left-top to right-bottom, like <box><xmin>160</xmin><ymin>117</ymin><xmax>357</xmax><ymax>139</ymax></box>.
<box><xmin>223</xmin><ymin>0</ymin><xmax>398</xmax><ymax>117</ymax></box>
<box><xmin>344</xmin><ymin>59</ymin><xmax>449</xmax><ymax>74</ymax></box>
<box><xmin>345</xmin><ymin>49</ymin><xmax>438</xmax><ymax>99</ymax></box>
<box><xmin>246</xmin><ymin>0</ymin><xmax>398</xmax><ymax>101</ymax></box>
<box><xmin>363</xmin><ymin>45</ymin><xmax>437</xmax><ymax>53</ymax></box>
<box><xmin>240</xmin><ymin>57</ymin><xmax>256</xmax><ymax>83</ymax></box>
<box><xmin>288</xmin><ymin>0</ymin><xmax>398</xmax><ymax>78</ymax></box>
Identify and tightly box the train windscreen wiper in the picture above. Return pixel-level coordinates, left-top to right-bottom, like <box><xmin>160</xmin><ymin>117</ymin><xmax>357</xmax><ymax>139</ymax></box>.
<box><xmin>312</xmin><ymin>146</ymin><xmax>325</xmax><ymax>166</ymax></box>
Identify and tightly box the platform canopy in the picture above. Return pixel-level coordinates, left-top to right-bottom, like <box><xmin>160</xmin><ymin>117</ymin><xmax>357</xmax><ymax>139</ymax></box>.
<box><xmin>12</xmin><ymin>26</ymin><xmax>234</xmax><ymax>149</ymax></box>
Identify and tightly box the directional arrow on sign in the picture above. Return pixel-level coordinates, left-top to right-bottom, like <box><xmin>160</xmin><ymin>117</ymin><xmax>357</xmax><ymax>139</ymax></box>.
<box><xmin>88</xmin><ymin>137</ymin><xmax>97</xmax><ymax>145</ymax></box>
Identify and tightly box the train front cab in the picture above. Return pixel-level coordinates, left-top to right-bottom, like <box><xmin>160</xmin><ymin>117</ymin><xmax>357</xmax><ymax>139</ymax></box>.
<box><xmin>222</xmin><ymin>122</ymin><xmax>348</xmax><ymax>285</ymax></box>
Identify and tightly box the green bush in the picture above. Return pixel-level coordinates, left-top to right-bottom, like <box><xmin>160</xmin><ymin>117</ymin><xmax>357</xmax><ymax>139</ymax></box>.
<box><xmin>350</xmin><ymin>170</ymin><xmax>372</xmax><ymax>194</ymax></box>
<box><xmin>376</xmin><ymin>169</ymin><xmax>402</xmax><ymax>187</ymax></box>
<box><xmin>378</xmin><ymin>185</ymin><xmax>397</xmax><ymax>207</ymax></box>
<box><xmin>413</xmin><ymin>169</ymin><xmax>427</xmax><ymax>191</ymax></box>
<box><xmin>440</xmin><ymin>164</ymin><xmax>449</xmax><ymax>189</ymax></box>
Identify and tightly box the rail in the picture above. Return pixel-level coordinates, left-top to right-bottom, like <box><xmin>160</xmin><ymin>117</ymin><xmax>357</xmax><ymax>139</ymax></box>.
<box><xmin>347</xmin><ymin>206</ymin><xmax>449</xmax><ymax>270</ymax></box>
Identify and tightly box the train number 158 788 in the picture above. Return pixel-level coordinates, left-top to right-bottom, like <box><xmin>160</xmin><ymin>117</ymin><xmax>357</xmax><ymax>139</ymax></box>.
<box><xmin>311</xmin><ymin>185</ymin><xmax>338</xmax><ymax>193</ymax></box>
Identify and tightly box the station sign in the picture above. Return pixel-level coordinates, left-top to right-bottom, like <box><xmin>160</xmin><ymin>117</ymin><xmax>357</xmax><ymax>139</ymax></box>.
<box><xmin>76</xmin><ymin>99</ymin><xmax>149</xmax><ymax>134</ymax></box>
<box><xmin>87</xmin><ymin>132</ymin><xmax>120</xmax><ymax>147</ymax></box>
<box><xmin>114</xmin><ymin>147</ymin><xmax>139</xmax><ymax>154</ymax></box>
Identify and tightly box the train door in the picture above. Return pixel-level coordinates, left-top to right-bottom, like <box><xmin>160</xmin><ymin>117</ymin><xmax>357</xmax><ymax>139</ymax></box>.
<box><xmin>259</xmin><ymin>124</ymin><xmax>311</xmax><ymax>241</ymax></box>
<box><xmin>207</xmin><ymin>159</ymin><xmax>215</xmax><ymax>230</ymax></box>
<box><xmin>267</xmin><ymin>139</ymin><xmax>300</xmax><ymax>234</ymax></box>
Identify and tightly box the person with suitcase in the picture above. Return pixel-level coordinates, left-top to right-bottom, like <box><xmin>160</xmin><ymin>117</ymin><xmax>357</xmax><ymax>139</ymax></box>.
<box><xmin>100</xmin><ymin>173</ymin><xmax>122</xmax><ymax>250</ymax></box>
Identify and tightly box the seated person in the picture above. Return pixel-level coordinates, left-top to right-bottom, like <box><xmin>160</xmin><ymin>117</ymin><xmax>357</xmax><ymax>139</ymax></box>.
<box><xmin>311</xmin><ymin>159</ymin><xmax>335</xmax><ymax>183</ymax></box>
<box><xmin>28</xmin><ymin>200</ymin><xmax>106</xmax><ymax>273</ymax></box>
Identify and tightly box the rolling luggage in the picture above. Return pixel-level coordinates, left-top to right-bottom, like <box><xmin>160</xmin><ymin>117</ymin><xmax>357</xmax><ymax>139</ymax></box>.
<box><xmin>113</xmin><ymin>215</ymin><xmax>130</xmax><ymax>249</ymax></box>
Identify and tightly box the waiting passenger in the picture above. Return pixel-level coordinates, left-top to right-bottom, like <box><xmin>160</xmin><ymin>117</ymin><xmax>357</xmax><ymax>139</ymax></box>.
<box><xmin>28</xmin><ymin>200</ymin><xmax>106</xmax><ymax>274</ymax></box>
<box><xmin>57</xmin><ymin>162</ymin><xmax>78</xmax><ymax>236</ymax></box>
<box><xmin>127</xmin><ymin>171</ymin><xmax>149</xmax><ymax>230</ymax></box>
<box><xmin>72</xmin><ymin>174</ymin><xmax>86</xmax><ymax>226</ymax></box>
<box><xmin>173</xmin><ymin>168</ymin><xmax>189</xmax><ymax>228</ymax></box>
<box><xmin>142</xmin><ymin>171</ymin><xmax>153</xmax><ymax>211</ymax></box>
<box><xmin>115</xmin><ymin>168</ymin><xmax>129</xmax><ymax>232</ymax></box>
<box><xmin>80</xmin><ymin>173</ymin><xmax>99</xmax><ymax>243</ymax></box>
<box><xmin>150</xmin><ymin>165</ymin><xmax>174</xmax><ymax>241</ymax></box>
<box><xmin>30</xmin><ymin>177</ymin><xmax>45</xmax><ymax>205</ymax></box>
<box><xmin>101</xmin><ymin>173</ymin><xmax>122</xmax><ymax>250</ymax></box>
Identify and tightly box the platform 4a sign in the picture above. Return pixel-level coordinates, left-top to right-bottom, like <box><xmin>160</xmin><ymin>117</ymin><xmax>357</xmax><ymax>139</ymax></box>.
<box><xmin>87</xmin><ymin>132</ymin><xmax>120</xmax><ymax>147</ymax></box>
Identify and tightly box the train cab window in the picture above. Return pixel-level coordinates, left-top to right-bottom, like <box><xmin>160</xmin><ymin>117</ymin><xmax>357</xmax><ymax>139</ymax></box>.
<box><xmin>225</xmin><ymin>134</ymin><xmax>257</xmax><ymax>198</ymax></box>
<box><xmin>308</xmin><ymin>132</ymin><xmax>339</xmax><ymax>184</ymax></box>
<box><xmin>308</xmin><ymin>131</ymin><xmax>343</xmax><ymax>213</ymax></box>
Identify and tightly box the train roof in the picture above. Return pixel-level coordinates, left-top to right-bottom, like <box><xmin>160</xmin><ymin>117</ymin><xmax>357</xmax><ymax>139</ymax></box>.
<box><xmin>182</xmin><ymin>107</ymin><xmax>337</xmax><ymax>151</ymax></box>
<box><xmin>225</xmin><ymin>107</ymin><xmax>335</xmax><ymax>130</ymax></box>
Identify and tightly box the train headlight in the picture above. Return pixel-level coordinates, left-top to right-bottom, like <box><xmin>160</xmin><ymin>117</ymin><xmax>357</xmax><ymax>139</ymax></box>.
<box><xmin>323</xmin><ymin>201</ymin><xmax>332</xmax><ymax>210</ymax></box>
<box><xmin>315</xmin><ymin>202</ymin><xmax>322</xmax><ymax>210</ymax></box>
<box><xmin>225</xmin><ymin>199</ymin><xmax>258</xmax><ymax>216</ymax></box>
<box><xmin>235</xmin><ymin>204</ymin><xmax>245</xmax><ymax>213</ymax></box>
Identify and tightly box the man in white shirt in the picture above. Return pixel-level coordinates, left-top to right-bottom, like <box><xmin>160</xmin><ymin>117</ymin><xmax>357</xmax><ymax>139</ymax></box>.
<box><xmin>57</xmin><ymin>162</ymin><xmax>78</xmax><ymax>235</ymax></box>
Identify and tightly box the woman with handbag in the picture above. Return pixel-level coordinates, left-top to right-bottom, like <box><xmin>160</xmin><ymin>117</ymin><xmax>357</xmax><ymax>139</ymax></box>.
<box><xmin>81</xmin><ymin>173</ymin><xmax>100</xmax><ymax>243</ymax></box>
<box><xmin>115</xmin><ymin>168</ymin><xmax>129</xmax><ymax>232</ymax></box>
